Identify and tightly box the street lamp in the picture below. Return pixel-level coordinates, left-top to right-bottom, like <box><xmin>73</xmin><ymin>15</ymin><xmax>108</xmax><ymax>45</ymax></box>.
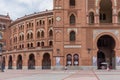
<box><xmin>87</xmin><ymin>48</ymin><xmax>93</xmax><ymax>66</ymax></box>
<box><xmin>87</xmin><ymin>48</ymin><xmax>91</xmax><ymax>54</ymax></box>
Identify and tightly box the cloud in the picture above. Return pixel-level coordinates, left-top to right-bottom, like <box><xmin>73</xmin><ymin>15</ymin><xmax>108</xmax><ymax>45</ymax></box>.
<box><xmin>0</xmin><ymin>0</ymin><xmax>53</xmax><ymax>20</ymax></box>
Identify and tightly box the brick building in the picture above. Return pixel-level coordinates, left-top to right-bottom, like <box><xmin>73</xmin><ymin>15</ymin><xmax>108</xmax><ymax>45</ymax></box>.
<box><xmin>1</xmin><ymin>0</ymin><xmax>120</xmax><ymax>70</ymax></box>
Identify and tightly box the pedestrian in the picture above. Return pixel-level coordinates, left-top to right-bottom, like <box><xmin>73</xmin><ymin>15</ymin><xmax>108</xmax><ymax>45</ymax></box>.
<box><xmin>1</xmin><ymin>61</ymin><xmax>4</xmax><ymax>72</ymax></box>
<box><xmin>65</xmin><ymin>65</ymin><xmax>67</xmax><ymax>70</ymax></box>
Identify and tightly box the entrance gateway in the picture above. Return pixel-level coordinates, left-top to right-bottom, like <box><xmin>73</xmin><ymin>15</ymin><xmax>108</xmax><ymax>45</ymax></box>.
<box><xmin>97</xmin><ymin>35</ymin><xmax>115</xmax><ymax>69</ymax></box>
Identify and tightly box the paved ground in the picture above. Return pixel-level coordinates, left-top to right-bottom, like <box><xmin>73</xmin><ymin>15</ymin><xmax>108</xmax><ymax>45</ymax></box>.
<box><xmin>0</xmin><ymin>69</ymin><xmax>120</xmax><ymax>80</ymax></box>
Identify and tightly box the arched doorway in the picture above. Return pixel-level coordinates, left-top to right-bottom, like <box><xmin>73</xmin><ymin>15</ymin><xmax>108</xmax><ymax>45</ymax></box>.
<box><xmin>8</xmin><ymin>55</ymin><xmax>12</xmax><ymax>69</ymax></box>
<box><xmin>99</xmin><ymin>0</ymin><xmax>112</xmax><ymax>23</ymax></box>
<box><xmin>73</xmin><ymin>54</ymin><xmax>79</xmax><ymax>66</ymax></box>
<box><xmin>28</xmin><ymin>54</ymin><xmax>35</xmax><ymax>69</ymax></box>
<box><xmin>17</xmin><ymin>55</ymin><xmax>22</xmax><ymax>69</ymax></box>
<box><xmin>42</xmin><ymin>53</ymin><xmax>51</xmax><ymax>69</ymax></box>
<box><xmin>97</xmin><ymin>35</ymin><xmax>116</xmax><ymax>69</ymax></box>
<box><xmin>66</xmin><ymin>54</ymin><xmax>72</xmax><ymax>66</ymax></box>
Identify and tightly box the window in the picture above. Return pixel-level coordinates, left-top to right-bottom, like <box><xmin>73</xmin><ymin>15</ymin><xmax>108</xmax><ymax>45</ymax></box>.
<box><xmin>37</xmin><ymin>31</ymin><xmax>40</xmax><ymax>38</ymax></box>
<box><xmin>41</xmin><ymin>42</ymin><xmax>44</xmax><ymax>47</ymax></box>
<box><xmin>27</xmin><ymin>34</ymin><xmax>30</xmax><ymax>40</ymax></box>
<box><xmin>41</xmin><ymin>31</ymin><xmax>44</xmax><ymax>38</ymax></box>
<box><xmin>22</xmin><ymin>35</ymin><xmax>24</xmax><ymax>40</ymax></box>
<box><xmin>49</xmin><ymin>41</ymin><xmax>53</xmax><ymax>46</ymax></box>
<box><xmin>40</xmin><ymin>20</ymin><xmax>42</xmax><ymax>25</ymax></box>
<box><xmin>31</xmin><ymin>43</ymin><xmax>33</xmax><ymax>47</ymax></box>
<box><xmin>49</xmin><ymin>20</ymin><xmax>51</xmax><ymax>25</ymax></box>
<box><xmin>27</xmin><ymin>43</ymin><xmax>30</xmax><ymax>48</ymax></box>
<box><xmin>37</xmin><ymin>42</ymin><xmax>40</xmax><ymax>47</ymax></box>
<box><xmin>22</xmin><ymin>44</ymin><xmax>24</xmax><ymax>48</ymax></box>
<box><xmin>70</xmin><ymin>14</ymin><xmax>76</xmax><ymax>25</ymax></box>
<box><xmin>118</xmin><ymin>12</ymin><xmax>120</xmax><ymax>23</ymax></box>
<box><xmin>89</xmin><ymin>12</ymin><xmax>94</xmax><ymax>24</ymax></box>
<box><xmin>70</xmin><ymin>0</ymin><xmax>75</xmax><ymax>6</ymax></box>
<box><xmin>49</xmin><ymin>30</ymin><xmax>53</xmax><ymax>37</ymax></box>
<box><xmin>19</xmin><ymin>45</ymin><xmax>21</xmax><ymax>49</ymax></box>
<box><xmin>36</xmin><ymin>22</ymin><xmax>39</xmax><ymax>26</ymax></box>
<box><xmin>100</xmin><ymin>13</ymin><xmax>106</xmax><ymax>21</ymax></box>
<box><xmin>30</xmin><ymin>33</ymin><xmax>33</xmax><ymax>39</ymax></box>
<box><xmin>19</xmin><ymin>36</ymin><xmax>21</xmax><ymax>41</ymax></box>
<box><xmin>70</xmin><ymin>31</ymin><xmax>76</xmax><ymax>41</ymax></box>
<box><xmin>43</xmin><ymin>21</ymin><xmax>45</xmax><ymax>25</ymax></box>
<box><xmin>52</xmin><ymin>18</ymin><xmax>53</xmax><ymax>24</ymax></box>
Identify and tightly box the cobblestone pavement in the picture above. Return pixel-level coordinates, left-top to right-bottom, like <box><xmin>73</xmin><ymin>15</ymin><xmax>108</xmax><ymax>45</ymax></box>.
<box><xmin>0</xmin><ymin>70</ymin><xmax>120</xmax><ymax>80</ymax></box>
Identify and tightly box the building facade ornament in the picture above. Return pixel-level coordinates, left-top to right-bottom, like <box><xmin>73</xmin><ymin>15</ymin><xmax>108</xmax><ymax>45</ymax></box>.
<box><xmin>93</xmin><ymin>29</ymin><xmax>119</xmax><ymax>39</ymax></box>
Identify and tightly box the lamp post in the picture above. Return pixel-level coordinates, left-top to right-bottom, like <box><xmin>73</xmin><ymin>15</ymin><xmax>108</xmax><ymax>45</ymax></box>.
<box><xmin>87</xmin><ymin>48</ymin><xmax>91</xmax><ymax>54</ymax></box>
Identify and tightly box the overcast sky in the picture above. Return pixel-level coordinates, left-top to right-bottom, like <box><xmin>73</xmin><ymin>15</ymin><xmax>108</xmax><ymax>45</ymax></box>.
<box><xmin>0</xmin><ymin>0</ymin><xmax>53</xmax><ymax>20</ymax></box>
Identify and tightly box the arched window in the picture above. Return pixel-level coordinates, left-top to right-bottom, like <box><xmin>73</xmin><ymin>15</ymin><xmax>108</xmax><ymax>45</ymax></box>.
<box><xmin>118</xmin><ymin>12</ymin><xmax>120</xmax><ymax>23</ymax></box>
<box><xmin>27</xmin><ymin>33</ymin><xmax>29</xmax><ymax>40</ymax></box>
<box><xmin>30</xmin><ymin>33</ymin><xmax>33</xmax><ymax>39</ymax></box>
<box><xmin>41</xmin><ymin>31</ymin><xmax>44</xmax><ymax>38</ymax></box>
<box><xmin>70</xmin><ymin>14</ymin><xmax>76</xmax><ymax>25</ymax></box>
<box><xmin>70</xmin><ymin>31</ymin><xmax>76</xmax><ymax>41</ymax></box>
<box><xmin>40</xmin><ymin>20</ymin><xmax>42</xmax><ymax>25</ymax></box>
<box><xmin>37</xmin><ymin>42</ymin><xmax>40</xmax><ymax>47</ymax></box>
<box><xmin>73</xmin><ymin>54</ymin><xmax>79</xmax><ymax>66</ymax></box>
<box><xmin>66</xmin><ymin>54</ymin><xmax>72</xmax><ymax>66</ymax></box>
<box><xmin>70</xmin><ymin>0</ymin><xmax>75</xmax><ymax>6</ymax></box>
<box><xmin>37</xmin><ymin>31</ymin><xmax>40</xmax><ymax>38</ymax></box>
<box><xmin>89</xmin><ymin>12</ymin><xmax>94</xmax><ymax>24</ymax></box>
<box><xmin>49</xmin><ymin>30</ymin><xmax>53</xmax><ymax>37</ymax></box>
<box><xmin>99</xmin><ymin>0</ymin><xmax>112</xmax><ymax>23</ymax></box>
<box><xmin>49</xmin><ymin>41</ymin><xmax>53</xmax><ymax>46</ymax></box>
<box><xmin>19</xmin><ymin>35</ymin><xmax>21</xmax><ymax>41</ymax></box>
<box><xmin>36</xmin><ymin>22</ymin><xmax>39</xmax><ymax>26</ymax></box>
<box><xmin>22</xmin><ymin>35</ymin><xmax>24</xmax><ymax>40</ymax></box>
<box><xmin>31</xmin><ymin>43</ymin><xmax>33</xmax><ymax>47</ymax></box>
<box><xmin>41</xmin><ymin>42</ymin><xmax>44</xmax><ymax>47</ymax></box>
<box><xmin>22</xmin><ymin>44</ymin><xmax>24</xmax><ymax>48</ymax></box>
<box><xmin>27</xmin><ymin>43</ymin><xmax>30</xmax><ymax>48</ymax></box>
<box><xmin>19</xmin><ymin>45</ymin><xmax>21</xmax><ymax>48</ymax></box>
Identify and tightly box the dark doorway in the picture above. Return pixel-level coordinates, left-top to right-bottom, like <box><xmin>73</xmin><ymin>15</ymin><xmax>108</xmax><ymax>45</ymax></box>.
<box><xmin>8</xmin><ymin>56</ymin><xmax>12</xmax><ymax>69</ymax></box>
<box><xmin>97</xmin><ymin>35</ymin><xmax>116</xmax><ymax>69</ymax></box>
<box><xmin>97</xmin><ymin>51</ymin><xmax>106</xmax><ymax>69</ymax></box>
<box><xmin>17</xmin><ymin>55</ymin><xmax>22</xmax><ymax>69</ymax></box>
<box><xmin>42</xmin><ymin>53</ymin><xmax>51</xmax><ymax>69</ymax></box>
<box><xmin>28</xmin><ymin>54</ymin><xmax>35</xmax><ymax>69</ymax></box>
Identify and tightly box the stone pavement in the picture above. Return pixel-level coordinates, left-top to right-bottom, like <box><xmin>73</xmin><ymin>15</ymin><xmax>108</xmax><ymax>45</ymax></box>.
<box><xmin>0</xmin><ymin>69</ymin><xmax>120</xmax><ymax>80</ymax></box>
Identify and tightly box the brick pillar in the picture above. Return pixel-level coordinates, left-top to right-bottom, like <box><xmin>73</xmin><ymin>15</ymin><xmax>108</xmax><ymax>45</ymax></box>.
<box><xmin>13</xmin><ymin>55</ymin><xmax>17</xmax><ymax>69</ymax></box>
<box><xmin>5</xmin><ymin>55</ymin><xmax>8</xmax><ymax>69</ymax></box>
<box><xmin>23</xmin><ymin>53</ymin><xmax>28</xmax><ymax>69</ymax></box>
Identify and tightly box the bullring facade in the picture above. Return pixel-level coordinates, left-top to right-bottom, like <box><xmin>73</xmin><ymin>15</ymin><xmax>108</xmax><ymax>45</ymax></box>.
<box><xmin>1</xmin><ymin>0</ymin><xmax>120</xmax><ymax>70</ymax></box>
